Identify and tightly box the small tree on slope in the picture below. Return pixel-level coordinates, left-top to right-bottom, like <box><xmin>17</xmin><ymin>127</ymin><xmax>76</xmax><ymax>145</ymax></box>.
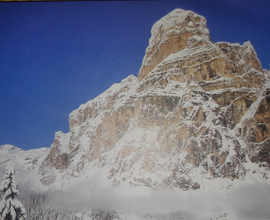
<box><xmin>0</xmin><ymin>165</ymin><xmax>26</xmax><ymax>220</ymax></box>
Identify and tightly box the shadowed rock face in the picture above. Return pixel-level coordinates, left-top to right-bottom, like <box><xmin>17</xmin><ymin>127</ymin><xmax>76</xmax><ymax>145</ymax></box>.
<box><xmin>241</xmin><ymin>88</ymin><xmax>270</xmax><ymax>165</ymax></box>
<box><xmin>39</xmin><ymin>9</ymin><xmax>270</xmax><ymax>189</ymax></box>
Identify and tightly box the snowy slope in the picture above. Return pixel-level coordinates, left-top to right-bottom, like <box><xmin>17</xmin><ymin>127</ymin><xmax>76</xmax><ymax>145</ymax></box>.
<box><xmin>1</xmin><ymin>9</ymin><xmax>270</xmax><ymax>195</ymax></box>
<box><xmin>0</xmin><ymin>144</ymin><xmax>49</xmax><ymax>191</ymax></box>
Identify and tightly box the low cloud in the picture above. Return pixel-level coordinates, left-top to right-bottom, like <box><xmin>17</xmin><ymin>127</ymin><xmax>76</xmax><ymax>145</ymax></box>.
<box><xmin>35</xmin><ymin>173</ymin><xmax>270</xmax><ymax>220</ymax></box>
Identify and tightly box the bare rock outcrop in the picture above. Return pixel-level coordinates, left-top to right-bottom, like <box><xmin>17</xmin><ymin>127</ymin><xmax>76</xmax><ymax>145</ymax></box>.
<box><xmin>39</xmin><ymin>9</ymin><xmax>270</xmax><ymax>189</ymax></box>
<box><xmin>138</xmin><ymin>9</ymin><xmax>211</xmax><ymax>80</ymax></box>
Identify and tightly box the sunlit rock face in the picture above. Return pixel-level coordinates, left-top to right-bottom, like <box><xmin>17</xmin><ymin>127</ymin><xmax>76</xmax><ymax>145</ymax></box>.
<box><xmin>39</xmin><ymin>9</ymin><xmax>270</xmax><ymax>190</ymax></box>
<box><xmin>138</xmin><ymin>9</ymin><xmax>211</xmax><ymax>81</ymax></box>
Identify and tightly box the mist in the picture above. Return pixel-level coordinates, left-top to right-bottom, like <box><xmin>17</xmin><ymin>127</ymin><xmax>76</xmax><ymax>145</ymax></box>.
<box><xmin>0</xmin><ymin>164</ymin><xmax>267</xmax><ymax>219</ymax></box>
<box><xmin>18</xmin><ymin>172</ymin><xmax>270</xmax><ymax>220</ymax></box>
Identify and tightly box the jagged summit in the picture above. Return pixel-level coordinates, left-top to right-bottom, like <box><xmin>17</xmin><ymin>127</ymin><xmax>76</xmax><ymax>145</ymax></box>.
<box><xmin>1</xmin><ymin>9</ymin><xmax>269</xmax><ymax>191</ymax></box>
<box><xmin>138</xmin><ymin>8</ymin><xmax>211</xmax><ymax>80</ymax></box>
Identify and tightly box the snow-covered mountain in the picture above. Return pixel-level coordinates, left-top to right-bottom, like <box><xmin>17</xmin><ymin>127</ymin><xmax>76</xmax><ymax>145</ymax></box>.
<box><xmin>1</xmin><ymin>9</ymin><xmax>270</xmax><ymax>192</ymax></box>
<box><xmin>0</xmin><ymin>144</ymin><xmax>49</xmax><ymax>191</ymax></box>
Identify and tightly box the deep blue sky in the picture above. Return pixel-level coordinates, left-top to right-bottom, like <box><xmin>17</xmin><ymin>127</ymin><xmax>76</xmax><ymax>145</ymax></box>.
<box><xmin>0</xmin><ymin>0</ymin><xmax>269</xmax><ymax>150</ymax></box>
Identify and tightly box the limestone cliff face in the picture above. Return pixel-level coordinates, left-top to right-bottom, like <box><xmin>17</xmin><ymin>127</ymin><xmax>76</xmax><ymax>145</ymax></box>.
<box><xmin>238</xmin><ymin>87</ymin><xmax>270</xmax><ymax>166</ymax></box>
<box><xmin>138</xmin><ymin>9</ymin><xmax>211</xmax><ymax>80</ymax></box>
<box><xmin>39</xmin><ymin>131</ymin><xmax>70</xmax><ymax>185</ymax></box>
<box><xmin>39</xmin><ymin>9</ymin><xmax>270</xmax><ymax>189</ymax></box>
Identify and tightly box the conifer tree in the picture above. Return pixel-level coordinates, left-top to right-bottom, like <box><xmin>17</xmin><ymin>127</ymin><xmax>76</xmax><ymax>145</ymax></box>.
<box><xmin>0</xmin><ymin>165</ymin><xmax>26</xmax><ymax>220</ymax></box>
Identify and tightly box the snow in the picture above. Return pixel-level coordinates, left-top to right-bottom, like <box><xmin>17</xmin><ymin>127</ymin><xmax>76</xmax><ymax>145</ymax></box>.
<box><xmin>53</xmin><ymin>131</ymin><xmax>70</xmax><ymax>153</ymax></box>
<box><xmin>140</xmin><ymin>8</ymin><xmax>211</xmax><ymax>72</ymax></box>
<box><xmin>234</xmin><ymin>87</ymin><xmax>266</xmax><ymax>131</ymax></box>
<box><xmin>0</xmin><ymin>165</ymin><xmax>26</xmax><ymax>219</ymax></box>
<box><xmin>187</xmin><ymin>21</ymin><xmax>193</xmax><ymax>26</ymax></box>
<box><xmin>162</xmin><ymin>42</ymin><xmax>218</xmax><ymax>64</ymax></box>
<box><xmin>0</xmin><ymin>144</ymin><xmax>49</xmax><ymax>191</ymax></box>
<box><xmin>243</xmin><ymin>41</ymin><xmax>255</xmax><ymax>56</ymax></box>
<box><xmin>0</xmin><ymin>145</ymin><xmax>22</xmax><ymax>155</ymax></box>
<box><xmin>0</xmin><ymin>8</ymin><xmax>270</xmax><ymax>220</ymax></box>
<box><xmin>150</xmin><ymin>9</ymin><xmax>207</xmax><ymax>45</ymax></box>
<box><xmin>150</xmin><ymin>9</ymin><xmax>189</xmax><ymax>42</ymax></box>
<box><xmin>3</xmin><ymin>7</ymin><xmax>268</xmax><ymax>195</ymax></box>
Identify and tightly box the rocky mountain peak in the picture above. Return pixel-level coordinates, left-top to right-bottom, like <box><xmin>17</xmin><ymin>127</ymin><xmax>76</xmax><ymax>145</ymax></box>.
<box><xmin>2</xmin><ymin>9</ymin><xmax>269</xmax><ymax>191</ymax></box>
<box><xmin>34</xmin><ymin>9</ymin><xmax>270</xmax><ymax>190</ymax></box>
<box><xmin>138</xmin><ymin>8</ymin><xmax>211</xmax><ymax>80</ymax></box>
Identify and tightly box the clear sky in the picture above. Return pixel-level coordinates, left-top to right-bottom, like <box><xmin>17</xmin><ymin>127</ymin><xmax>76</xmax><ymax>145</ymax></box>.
<box><xmin>0</xmin><ymin>0</ymin><xmax>269</xmax><ymax>150</ymax></box>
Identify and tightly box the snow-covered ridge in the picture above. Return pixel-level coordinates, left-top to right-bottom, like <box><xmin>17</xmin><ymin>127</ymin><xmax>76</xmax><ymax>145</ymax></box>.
<box><xmin>1</xmin><ymin>8</ymin><xmax>270</xmax><ymax>194</ymax></box>
<box><xmin>0</xmin><ymin>144</ymin><xmax>22</xmax><ymax>153</ymax></box>
<box><xmin>0</xmin><ymin>145</ymin><xmax>49</xmax><ymax>191</ymax></box>
<box><xmin>36</xmin><ymin>8</ymin><xmax>270</xmax><ymax>191</ymax></box>
<box><xmin>69</xmin><ymin>74</ymin><xmax>138</xmax><ymax>121</ymax></box>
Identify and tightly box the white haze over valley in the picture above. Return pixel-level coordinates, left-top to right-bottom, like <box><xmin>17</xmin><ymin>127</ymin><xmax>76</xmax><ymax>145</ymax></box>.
<box><xmin>2</xmin><ymin>146</ymin><xmax>270</xmax><ymax>219</ymax></box>
<box><xmin>15</xmin><ymin>170</ymin><xmax>270</xmax><ymax>220</ymax></box>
